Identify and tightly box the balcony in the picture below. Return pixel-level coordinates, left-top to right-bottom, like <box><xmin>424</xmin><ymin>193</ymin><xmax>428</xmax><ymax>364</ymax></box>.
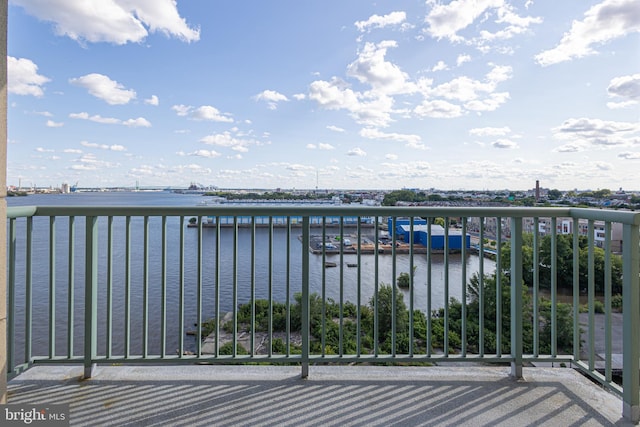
<box><xmin>5</xmin><ymin>205</ymin><xmax>640</xmax><ymax>424</ymax></box>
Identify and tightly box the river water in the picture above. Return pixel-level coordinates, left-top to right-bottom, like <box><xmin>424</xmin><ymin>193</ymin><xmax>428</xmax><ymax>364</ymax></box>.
<box><xmin>7</xmin><ymin>191</ymin><xmax>495</xmax><ymax>356</ymax></box>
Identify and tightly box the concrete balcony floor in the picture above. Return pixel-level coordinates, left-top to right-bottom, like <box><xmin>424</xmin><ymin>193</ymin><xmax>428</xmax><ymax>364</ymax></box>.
<box><xmin>7</xmin><ymin>364</ymin><xmax>632</xmax><ymax>426</ymax></box>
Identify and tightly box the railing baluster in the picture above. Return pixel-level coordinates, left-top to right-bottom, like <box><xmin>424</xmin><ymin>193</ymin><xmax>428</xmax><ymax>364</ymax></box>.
<box><xmin>409</xmin><ymin>217</ymin><xmax>414</xmax><ymax>357</ymax></box>
<box><xmin>496</xmin><ymin>217</ymin><xmax>502</xmax><ymax>357</ymax></box>
<box><xmin>374</xmin><ymin>216</ymin><xmax>379</xmax><ymax>357</ymax></box>
<box><xmin>83</xmin><ymin>216</ymin><xmax>97</xmax><ymax>378</ymax></box>
<box><xmin>301</xmin><ymin>216</ymin><xmax>310</xmax><ymax>378</ymax></box>
<box><xmin>68</xmin><ymin>216</ymin><xmax>75</xmax><ymax>359</ymax></box>
<box><xmin>178</xmin><ymin>216</ymin><xmax>185</xmax><ymax>358</ymax></box>
<box><xmin>268</xmin><ymin>216</ymin><xmax>273</xmax><ymax>357</ymax></box>
<box><xmin>426</xmin><ymin>218</ymin><xmax>432</xmax><ymax>357</ymax></box>
<box><xmin>588</xmin><ymin>220</ymin><xmax>595</xmax><ymax>369</ymax></box>
<box><xmin>231</xmin><ymin>217</ymin><xmax>237</xmax><ymax>357</ymax></box>
<box><xmin>357</xmin><ymin>217</ymin><xmax>362</xmax><ymax>357</ymax></box>
<box><xmin>7</xmin><ymin>217</ymin><xmax>16</xmax><ymax>372</ymax></box>
<box><xmin>444</xmin><ymin>218</ymin><xmax>449</xmax><ymax>357</ymax></box>
<box><xmin>125</xmin><ymin>216</ymin><xmax>131</xmax><ymax>358</ymax></box>
<box><xmin>143</xmin><ymin>216</ymin><xmax>149</xmax><ymax>358</ymax></box>
<box><xmin>339</xmin><ymin>217</ymin><xmax>344</xmax><ymax>356</ymax></box>
<box><xmin>321</xmin><ymin>217</ymin><xmax>326</xmax><ymax>357</ymax></box>
<box><xmin>533</xmin><ymin>217</ymin><xmax>539</xmax><ymax>357</ymax></box>
<box><xmin>460</xmin><ymin>217</ymin><xmax>467</xmax><ymax>357</ymax></box>
<box><xmin>604</xmin><ymin>221</ymin><xmax>612</xmax><ymax>382</ymax></box>
<box><xmin>48</xmin><ymin>216</ymin><xmax>55</xmax><ymax>359</ymax></box>
<box><xmin>510</xmin><ymin>217</ymin><xmax>523</xmax><ymax>378</ymax></box>
<box><xmin>572</xmin><ymin>218</ymin><xmax>580</xmax><ymax>361</ymax></box>
<box><xmin>551</xmin><ymin>218</ymin><xmax>557</xmax><ymax>357</ymax></box>
<box><xmin>105</xmin><ymin>216</ymin><xmax>112</xmax><ymax>359</ymax></box>
<box><xmin>215</xmin><ymin>216</ymin><xmax>221</xmax><ymax>357</ymax></box>
<box><xmin>25</xmin><ymin>217</ymin><xmax>33</xmax><ymax>366</ymax></box>
<box><xmin>478</xmin><ymin>217</ymin><xmax>484</xmax><ymax>357</ymax></box>
<box><xmin>197</xmin><ymin>214</ymin><xmax>204</xmax><ymax>357</ymax></box>
<box><xmin>391</xmin><ymin>216</ymin><xmax>397</xmax><ymax>356</ymax></box>
<box><xmin>161</xmin><ymin>215</ymin><xmax>167</xmax><ymax>358</ymax></box>
<box><xmin>250</xmin><ymin>217</ymin><xmax>256</xmax><ymax>357</ymax></box>
<box><xmin>622</xmin><ymin>221</ymin><xmax>640</xmax><ymax>422</ymax></box>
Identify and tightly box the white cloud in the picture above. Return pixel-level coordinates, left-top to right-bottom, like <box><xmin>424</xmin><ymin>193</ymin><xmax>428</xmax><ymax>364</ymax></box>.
<box><xmin>618</xmin><ymin>152</ymin><xmax>640</xmax><ymax>160</ymax></box>
<box><xmin>347</xmin><ymin>147</ymin><xmax>367</xmax><ymax>156</ymax></box>
<box><xmin>456</xmin><ymin>54</ymin><xmax>471</xmax><ymax>66</ymax></box>
<box><xmin>359</xmin><ymin>128</ymin><xmax>422</xmax><ymax>144</ymax></box>
<box><xmin>385</xmin><ymin>153</ymin><xmax>398</xmax><ymax>160</ymax></box>
<box><xmin>293</xmin><ymin>93</ymin><xmax>306</xmax><ymax>100</ymax></box>
<box><xmin>469</xmin><ymin>126</ymin><xmax>511</xmax><ymax>136</ymax></box>
<box><xmin>63</xmin><ymin>148</ymin><xmax>83</xmax><ymax>154</ymax></box>
<box><xmin>607</xmin><ymin>100</ymin><xmax>638</xmax><ymax>109</ymax></box>
<box><xmin>46</xmin><ymin>120</ymin><xmax>64</xmax><ymax>128</ymax></box>
<box><xmin>308</xmin><ymin>143</ymin><xmax>336</xmax><ymax>151</ymax></box>
<box><xmin>36</xmin><ymin>147</ymin><xmax>54</xmax><ymax>153</ymax></box>
<box><xmin>326</xmin><ymin>125</ymin><xmax>345</xmax><ymax>133</ymax></box>
<box><xmin>318</xmin><ymin>143</ymin><xmax>335</xmax><ymax>150</ymax></box>
<box><xmin>11</xmin><ymin>0</ymin><xmax>200</xmax><ymax>44</ymax></box>
<box><xmin>254</xmin><ymin>90</ymin><xmax>288</xmax><ymax>110</ymax></box>
<box><xmin>414</xmin><ymin>100</ymin><xmax>463</xmax><ymax>118</ymax></box>
<box><xmin>123</xmin><ymin>117</ymin><xmax>152</xmax><ymax>127</ymax></box>
<box><xmin>185</xmin><ymin>150</ymin><xmax>221</xmax><ymax>158</ymax></box>
<box><xmin>425</xmin><ymin>0</ymin><xmax>503</xmax><ymax>41</ymax></box>
<box><xmin>552</xmin><ymin>117</ymin><xmax>640</xmax><ymax>148</ymax></box>
<box><xmin>200</xmin><ymin>131</ymin><xmax>260</xmax><ymax>153</ymax></box>
<box><xmin>608</xmin><ymin>73</ymin><xmax>640</xmax><ymax>100</ymax></box>
<box><xmin>69</xmin><ymin>73</ymin><xmax>136</xmax><ymax>105</ymax></box>
<box><xmin>309</xmin><ymin>78</ymin><xmax>395</xmax><ymax>127</ymax></box>
<box><xmin>8</xmin><ymin>56</ymin><xmax>50</xmax><ymax>96</ymax></box>
<box><xmin>145</xmin><ymin>95</ymin><xmax>159</xmax><ymax>106</ymax></box>
<box><xmin>432</xmin><ymin>61</ymin><xmax>448</xmax><ymax>72</ymax></box>
<box><xmin>347</xmin><ymin>41</ymin><xmax>415</xmax><ymax>95</ymax></box>
<box><xmin>355</xmin><ymin>11</ymin><xmax>407</xmax><ymax>32</ymax></box>
<box><xmin>69</xmin><ymin>112</ymin><xmax>150</xmax><ymax>127</ymax></box>
<box><xmin>171</xmin><ymin>104</ymin><xmax>233</xmax><ymax>122</ymax></box>
<box><xmin>69</xmin><ymin>112</ymin><xmax>120</xmax><ymax>124</ymax></box>
<box><xmin>405</xmin><ymin>141</ymin><xmax>429</xmax><ymax>150</ymax></box>
<box><xmin>80</xmin><ymin>141</ymin><xmax>127</xmax><ymax>151</ymax></box>
<box><xmin>535</xmin><ymin>0</ymin><xmax>640</xmax><ymax>66</ymax></box>
<box><xmin>477</xmin><ymin>4</ymin><xmax>542</xmax><ymax>42</ymax></box>
<box><xmin>491</xmin><ymin>138</ymin><xmax>518</xmax><ymax>149</ymax></box>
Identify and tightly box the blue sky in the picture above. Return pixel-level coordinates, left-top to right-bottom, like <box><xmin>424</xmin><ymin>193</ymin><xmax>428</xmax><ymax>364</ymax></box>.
<box><xmin>7</xmin><ymin>0</ymin><xmax>640</xmax><ymax>191</ymax></box>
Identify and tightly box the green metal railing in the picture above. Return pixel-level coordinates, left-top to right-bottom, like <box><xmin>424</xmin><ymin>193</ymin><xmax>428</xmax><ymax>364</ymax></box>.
<box><xmin>6</xmin><ymin>205</ymin><xmax>640</xmax><ymax>421</ymax></box>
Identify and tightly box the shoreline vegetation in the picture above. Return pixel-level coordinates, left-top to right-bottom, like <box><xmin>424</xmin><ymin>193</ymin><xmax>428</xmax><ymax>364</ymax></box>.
<box><xmin>198</xmin><ymin>277</ymin><xmax>623</xmax><ymax>358</ymax></box>
<box><xmin>198</xmin><ymin>235</ymin><xmax>623</xmax><ymax>357</ymax></box>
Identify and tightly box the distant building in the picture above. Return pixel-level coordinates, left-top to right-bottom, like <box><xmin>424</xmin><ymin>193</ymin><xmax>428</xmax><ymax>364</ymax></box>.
<box><xmin>389</xmin><ymin>218</ymin><xmax>470</xmax><ymax>251</ymax></box>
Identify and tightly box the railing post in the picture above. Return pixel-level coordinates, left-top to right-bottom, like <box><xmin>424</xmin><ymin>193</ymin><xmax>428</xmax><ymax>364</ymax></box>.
<box><xmin>622</xmin><ymin>222</ymin><xmax>640</xmax><ymax>422</ymax></box>
<box><xmin>84</xmin><ymin>216</ymin><xmax>98</xmax><ymax>379</ymax></box>
<box><xmin>510</xmin><ymin>217</ymin><xmax>523</xmax><ymax>378</ymax></box>
<box><xmin>301</xmin><ymin>216</ymin><xmax>310</xmax><ymax>378</ymax></box>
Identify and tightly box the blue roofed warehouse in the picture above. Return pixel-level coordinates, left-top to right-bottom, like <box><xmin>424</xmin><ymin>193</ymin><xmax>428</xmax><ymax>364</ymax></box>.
<box><xmin>389</xmin><ymin>218</ymin><xmax>470</xmax><ymax>251</ymax></box>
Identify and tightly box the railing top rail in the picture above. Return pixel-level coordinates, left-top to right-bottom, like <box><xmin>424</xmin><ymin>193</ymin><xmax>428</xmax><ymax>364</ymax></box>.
<box><xmin>568</xmin><ymin>207</ymin><xmax>640</xmax><ymax>225</ymax></box>
<box><xmin>6</xmin><ymin>205</ymin><xmax>640</xmax><ymax>224</ymax></box>
<box><xmin>6</xmin><ymin>206</ymin><xmax>37</xmax><ymax>219</ymax></box>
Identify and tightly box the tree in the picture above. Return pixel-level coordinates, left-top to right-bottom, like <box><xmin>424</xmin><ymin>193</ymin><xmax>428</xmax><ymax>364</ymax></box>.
<box><xmin>368</xmin><ymin>283</ymin><xmax>409</xmax><ymax>352</ymax></box>
<box><xmin>500</xmin><ymin>233</ymin><xmax>622</xmax><ymax>294</ymax></box>
<box><xmin>547</xmin><ymin>189</ymin><xmax>563</xmax><ymax>200</ymax></box>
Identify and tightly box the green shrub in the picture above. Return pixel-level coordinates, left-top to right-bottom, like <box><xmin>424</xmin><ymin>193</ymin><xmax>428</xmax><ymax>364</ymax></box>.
<box><xmin>593</xmin><ymin>300</ymin><xmax>605</xmax><ymax>314</ymax></box>
<box><xmin>612</xmin><ymin>294</ymin><xmax>623</xmax><ymax>312</ymax></box>
<box><xmin>271</xmin><ymin>338</ymin><xmax>286</xmax><ymax>353</ymax></box>
<box><xmin>219</xmin><ymin>342</ymin><xmax>248</xmax><ymax>355</ymax></box>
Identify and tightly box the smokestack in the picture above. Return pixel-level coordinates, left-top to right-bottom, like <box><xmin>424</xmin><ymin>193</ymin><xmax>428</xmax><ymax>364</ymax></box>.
<box><xmin>535</xmin><ymin>180</ymin><xmax>540</xmax><ymax>202</ymax></box>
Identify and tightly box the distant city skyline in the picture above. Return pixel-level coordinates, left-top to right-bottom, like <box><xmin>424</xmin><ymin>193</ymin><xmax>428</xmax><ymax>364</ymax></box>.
<box><xmin>7</xmin><ymin>0</ymin><xmax>640</xmax><ymax>190</ymax></box>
